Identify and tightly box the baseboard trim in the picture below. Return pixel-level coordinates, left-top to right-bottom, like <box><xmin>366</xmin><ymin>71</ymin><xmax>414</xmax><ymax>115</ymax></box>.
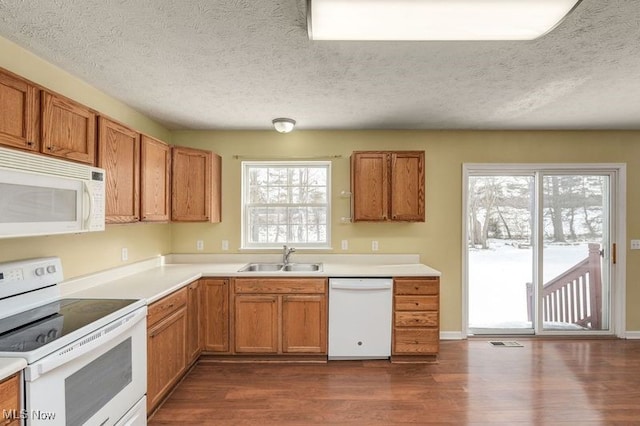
<box><xmin>624</xmin><ymin>331</ymin><xmax>640</xmax><ymax>339</ymax></box>
<box><xmin>440</xmin><ymin>331</ymin><xmax>466</xmax><ymax>340</ymax></box>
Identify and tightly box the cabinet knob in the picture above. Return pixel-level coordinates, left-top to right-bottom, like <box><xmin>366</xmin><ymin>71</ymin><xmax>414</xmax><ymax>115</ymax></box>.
<box><xmin>415</xmin><ymin>302</ymin><xmax>419</xmax><ymax>306</ymax></box>
<box><xmin>26</xmin><ymin>141</ymin><xmax>34</xmax><ymax>146</ymax></box>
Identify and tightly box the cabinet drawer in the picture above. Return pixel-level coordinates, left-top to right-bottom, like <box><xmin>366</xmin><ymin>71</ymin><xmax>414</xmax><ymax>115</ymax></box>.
<box><xmin>394</xmin><ymin>311</ymin><xmax>438</xmax><ymax>327</ymax></box>
<box><xmin>0</xmin><ymin>374</ymin><xmax>19</xmax><ymax>423</ymax></box>
<box><xmin>394</xmin><ymin>278</ymin><xmax>439</xmax><ymax>295</ymax></box>
<box><xmin>394</xmin><ymin>329</ymin><xmax>439</xmax><ymax>354</ymax></box>
<box><xmin>395</xmin><ymin>295</ymin><xmax>438</xmax><ymax>311</ymax></box>
<box><xmin>148</xmin><ymin>287</ymin><xmax>188</xmax><ymax>327</ymax></box>
<box><xmin>234</xmin><ymin>278</ymin><xmax>326</xmax><ymax>294</ymax></box>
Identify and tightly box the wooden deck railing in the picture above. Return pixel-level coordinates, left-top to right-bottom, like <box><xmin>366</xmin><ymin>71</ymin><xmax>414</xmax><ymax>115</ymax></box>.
<box><xmin>527</xmin><ymin>244</ymin><xmax>602</xmax><ymax>329</ymax></box>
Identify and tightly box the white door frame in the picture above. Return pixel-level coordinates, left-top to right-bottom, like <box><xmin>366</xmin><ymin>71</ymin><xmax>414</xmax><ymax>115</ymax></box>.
<box><xmin>462</xmin><ymin>163</ymin><xmax>627</xmax><ymax>338</ymax></box>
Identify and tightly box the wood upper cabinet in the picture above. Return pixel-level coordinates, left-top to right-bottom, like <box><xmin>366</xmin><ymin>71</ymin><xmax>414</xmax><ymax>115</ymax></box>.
<box><xmin>233</xmin><ymin>278</ymin><xmax>328</xmax><ymax>355</ymax></box>
<box><xmin>186</xmin><ymin>281</ymin><xmax>202</xmax><ymax>365</ymax></box>
<box><xmin>0</xmin><ymin>69</ymin><xmax>39</xmax><ymax>152</ymax></box>
<box><xmin>41</xmin><ymin>91</ymin><xmax>96</xmax><ymax>165</ymax></box>
<box><xmin>141</xmin><ymin>135</ymin><xmax>171</xmax><ymax>222</ymax></box>
<box><xmin>0</xmin><ymin>373</ymin><xmax>20</xmax><ymax>425</ymax></box>
<box><xmin>202</xmin><ymin>278</ymin><xmax>230</xmax><ymax>352</ymax></box>
<box><xmin>392</xmin><ymin>277</ymin><xmax>440</xmax><ymax>361</ymax></box>
<box><xmin>147</xmin><ymin>288</ymin><xmax>188</xmax><ymax>414</ymax></box>
<box><xmin>171</xmin><ymin>146</ymin><xmax>221</xmax><ymax>222</ymax></box>
<box><xmin>98</xmin><ymin>117</ymin><xmax>140</xmax><ymax>223</ymax></box>
<box><xmin>351</xmin><ymin>151</ymin><xmax>425</xmax><ymax>222</ymax></box>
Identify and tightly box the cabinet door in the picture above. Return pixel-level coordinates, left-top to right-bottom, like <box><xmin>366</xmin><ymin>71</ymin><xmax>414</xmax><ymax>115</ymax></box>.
<box><xmin>0</xmin><ymin>373</ymin><xmax>20</xmax><ymax>424</ymax></box>
<box><xmin>390</xmin><ymin>152</ymin><xmax>425</xmax><ymax>221</ymax></box>
<box><xmin>98</xmin><ymin>117</ymin><xmax>140</xmax><ymax>223</ymax></box>
<box><xmin>141</xmin><ymin>135</ymin><xmax>170</xmax><ymax>222</ymax></box>
<box><xmin>0</xmin><ymin>70</ymin><xmax>39</xmax><ymax>152</ymax></box>
<box><xmin>282</xmin><ymin>295</ymin><xmax>327</xmax><ymax>354</ymax></box>
<box><xmin>351</xmin><ymin>152</ymin><xmax>389</xmax><ymax>221</ymax></box>
<box><xmin>171</xmin><ymin>146</ymin><xmax>211</xmax><ymax>221</ymax></box>
<box><xmin>186</xmin><ymin>281</ymin><xmax>202</xmax><ymax>364</ymax></box>
<box><xmin>41</xmin><ymin>91</ymin><xmax>96</xmax><ymax>164</ymax></box>
<box><xmin>147</xmin><ymin>307</ymin><xmax>187</xmax><ymax>414</ymax></box>
<box><xmin>202</xmin><ymin>279</ymin><xmax>229</xmax><ymax>352</ymax></box>
<box><xmin>234</xmin><ymin>295</ymin><xmax>278</xmax><ymax>353</ymax></box>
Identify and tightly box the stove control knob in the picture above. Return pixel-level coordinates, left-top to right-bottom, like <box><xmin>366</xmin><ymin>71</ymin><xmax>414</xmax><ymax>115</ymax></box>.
<box><xmin>47</xmin><ymin>329</ymin><xmax>58</xmax><ymax>339</ymax></box>
<box><xmin>46</xmin><ymin>265</ymin><xmax>57</xmax><ymax>274</ymax></box>
<box><xmin>35</xmin><ymin>267</ymin><xmax>45</xmax><ymax>277</ymax></box>
<box><xmin>36</xmin><ymin>334</ymin><xmax>46</xmax><ymax>343</ymax></box>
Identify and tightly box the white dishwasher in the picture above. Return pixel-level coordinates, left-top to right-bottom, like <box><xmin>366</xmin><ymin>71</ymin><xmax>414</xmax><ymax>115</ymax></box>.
<box><xmin>328</xmin><ymin>278</ymin><xmax>393</xmax><ymax>360</ymax></box>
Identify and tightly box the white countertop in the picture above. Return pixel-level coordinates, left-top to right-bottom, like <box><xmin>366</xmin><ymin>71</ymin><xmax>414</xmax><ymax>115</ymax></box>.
<box><xmin>0</xmin><ymin>358</ymin><xmax>26</xmax><ymax>381</ymax></box>
<box><xmin>0</xmin><ymin>254</ymin><xmax>439</xmax><ymax>381</ymax></box>
<box><xmin>62</xmin><ymin>253</ymin><xmax>441</xmax><ymax>304</ymax></box>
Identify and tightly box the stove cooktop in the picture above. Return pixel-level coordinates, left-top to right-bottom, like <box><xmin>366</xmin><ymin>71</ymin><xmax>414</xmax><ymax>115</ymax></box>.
<box><xmin>0</xmin><ymin>298</ymin><xmax>139</xmax><ymax>353</ymax></box>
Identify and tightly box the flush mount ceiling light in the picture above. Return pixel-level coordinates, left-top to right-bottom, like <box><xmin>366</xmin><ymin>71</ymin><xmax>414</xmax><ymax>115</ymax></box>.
<box><xmin>308</xmin><ymin>0</ymin><xmax>583</xmax><ymax>41</ymax></box>
<box><xmin>272</xmin><ymin>118</ymin><xmax>296</xmax><ymax>133</ymax></box>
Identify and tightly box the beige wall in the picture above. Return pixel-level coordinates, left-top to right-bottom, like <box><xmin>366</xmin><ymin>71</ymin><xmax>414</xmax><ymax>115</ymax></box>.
<box><xmin>171</xmin><ymin>130</ymin><xmax>640</xmax><ymax>333</ymax></box>
<box><xmin>2</xmin><ymin>35</ymin><xmax>639</xmax><ymax>333</ymax></box>
<box><xmin>0</xmin><ymin>36</ymin><xmax>173</xmax><ymax>277</ymax></box>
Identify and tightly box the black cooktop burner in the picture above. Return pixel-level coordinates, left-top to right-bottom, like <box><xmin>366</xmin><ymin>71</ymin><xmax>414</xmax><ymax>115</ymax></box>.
<box><xmin>0</xmin><ymin>298</ymin><xmax>138</xmax><ymax>352</ymax></box>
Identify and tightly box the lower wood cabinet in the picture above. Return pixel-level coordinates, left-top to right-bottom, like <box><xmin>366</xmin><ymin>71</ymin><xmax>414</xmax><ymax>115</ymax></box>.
<box><xmin>233</xmin><ymin>278</ymin><xmax>327</xmax><ymax>355</ymax></box>
<box><xmin>146</xmin><ymin>287</ymin><xmax>188</xmax><ymax>414</ymax></box>
<box><xmin>202</xmin><ymin>279</ymin><xmax>229</xmax><ymax>352</ymax></box>
<box><xmin>0</xmin><ymin>373</ymin><xmax>20</xmax><ymax>426</ymax></box>
<box><xmin>392</xmin><ymin>277</ymin><xmax>440</xmax><ymax>362</ymax></box>
<box><xmin>186</xmin><ymin>281</ymin><xmax>202</xmax><ymax>365</ymax></box>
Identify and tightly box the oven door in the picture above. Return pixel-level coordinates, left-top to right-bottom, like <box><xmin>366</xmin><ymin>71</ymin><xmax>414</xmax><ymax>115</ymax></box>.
<box><xmin>24</xmin><ymin>308</ymin><xmax>147</xmax><ymax>426</ymax></box>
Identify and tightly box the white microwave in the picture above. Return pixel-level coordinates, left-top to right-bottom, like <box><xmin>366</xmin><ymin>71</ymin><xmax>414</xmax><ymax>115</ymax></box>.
<box><xmin>0</xmin><ymin>146</ymin><xmax>105</xmax><ymax>239</ymax></box>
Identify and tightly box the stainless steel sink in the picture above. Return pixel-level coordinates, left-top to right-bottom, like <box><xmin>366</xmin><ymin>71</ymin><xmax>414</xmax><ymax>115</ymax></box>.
<box><xmin>282</xmin><ymin>263</ymin><xmax>323</xmax><ymax>272</ymax></box>
<box><xmin>238</xmin><ymin>263</ymin><xmax>284</xmax><ymax>272</ymax></box>
<box><xmin>238</xmin><ymin>262</ymin><xmax>323</xmax><ymax>272</ymax></box>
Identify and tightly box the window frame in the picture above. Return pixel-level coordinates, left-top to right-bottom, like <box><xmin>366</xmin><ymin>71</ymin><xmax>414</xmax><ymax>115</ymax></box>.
<box><xmin>241</xmin><ymin>160</ymin><xmax>332</xmax><ymax>249</ymax></box>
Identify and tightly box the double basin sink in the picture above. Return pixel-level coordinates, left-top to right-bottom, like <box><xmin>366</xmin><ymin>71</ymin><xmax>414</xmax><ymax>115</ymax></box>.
<box><xmin>238</xmin><ymin>263</ymin><xmax>323</xmax><ymax>272</ymax></box>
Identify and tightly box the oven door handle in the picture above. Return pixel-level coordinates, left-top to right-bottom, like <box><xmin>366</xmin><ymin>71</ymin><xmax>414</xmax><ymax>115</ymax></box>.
<box><xmin>25</xmin><ymin>307</ymin><xmax>146</xmax><ymax>382</ymax></box>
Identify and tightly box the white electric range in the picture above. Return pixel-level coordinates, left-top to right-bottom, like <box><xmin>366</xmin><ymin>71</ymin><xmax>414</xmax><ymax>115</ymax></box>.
<box><xmin>0</xmin><ymin>257</ymin><xmax>147</xmax><ymax>426</ymax></box>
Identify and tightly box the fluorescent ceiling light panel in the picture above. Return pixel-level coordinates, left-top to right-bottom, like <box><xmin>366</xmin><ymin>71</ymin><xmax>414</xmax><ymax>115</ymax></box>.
<box><xmin>308</xmin><ymin>0</ymin><xmax>583</xmax><ymax>41</ymax></box>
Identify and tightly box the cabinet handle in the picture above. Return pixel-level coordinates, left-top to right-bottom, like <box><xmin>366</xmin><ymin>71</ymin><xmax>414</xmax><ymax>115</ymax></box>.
<box><xmin>414</xmin><ymin>286</ymin><xmax>419</xmax><ymax>290</ymax></box>
<box><xmin>168</xmin><ymin>303</ymin><xmax>174</xmax><ymax>308</ymax></box>
<box><xmin>47</xmin><ymin>146</ymin><xmax>53</xmax><ymax>151</ymax></box>
<box><xmin>26</xmin><ymin>141</ymin><xmax>34</xmax><ymax>146</ymax></box>
<box><xmin>415</xmin><ymin>302</ymin><xmax>419</xmax><ymax>306</ymax></box>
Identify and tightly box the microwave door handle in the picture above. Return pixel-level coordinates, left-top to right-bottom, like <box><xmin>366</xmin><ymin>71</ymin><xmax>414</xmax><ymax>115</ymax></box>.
<box><xmin>25</xmin><ymin>308</ymin><xmax>146</xmax><ymax>382</ymax></box>
<box><xmin>83</xmin><ymin>181</ymin><xmax>93</xmax><ymax>227</ymax></box>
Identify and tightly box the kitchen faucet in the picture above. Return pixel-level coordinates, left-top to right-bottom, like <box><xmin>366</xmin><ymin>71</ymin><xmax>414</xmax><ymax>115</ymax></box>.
<box><xmin>282</xmin><ymin>245</ymin><xmax>296</xmax><ymax>265</ymax></box>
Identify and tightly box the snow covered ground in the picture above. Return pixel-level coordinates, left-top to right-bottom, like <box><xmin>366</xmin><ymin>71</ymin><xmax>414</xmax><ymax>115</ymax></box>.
<box><xmin>468</xmin><ymin>240</ymin><xmax>592</xmax><ymax>329</ymax></box>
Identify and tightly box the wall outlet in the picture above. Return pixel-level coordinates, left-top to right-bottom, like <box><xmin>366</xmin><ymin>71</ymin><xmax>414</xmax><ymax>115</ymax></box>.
<box><xmin>121</xmin><ymin>248</ymin><xmax>128</xmax><ymax>261</ymax></box>
<box><xmin>196</xmin><ymin>240</ymin><xmax>204</xmax><ymax>251</ymax></box>
<box><xmin>631</xmin><ymin>240</ymin><xmax>640</xmax><ymax>250</ymax></box>
<box><xmin>341</xmin><ymin>240</ymin><xmax>348</xmax><ymax>250</ymax></box>
<box><xmin>222</xmin><ymin>240</ymin><xmax>229</xmax><ymax>251</ymax></box>
<box><xmin>371</xmin><ymin>240</ymin><xmax>379</xmax><ymax>251</ymax></box>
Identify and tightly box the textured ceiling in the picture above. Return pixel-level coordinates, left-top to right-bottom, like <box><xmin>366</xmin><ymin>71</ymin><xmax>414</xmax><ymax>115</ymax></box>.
<box><xmin>0</xmin><ymin>0</ymin><xmax>639</xmax><ymax>130</ymax></box>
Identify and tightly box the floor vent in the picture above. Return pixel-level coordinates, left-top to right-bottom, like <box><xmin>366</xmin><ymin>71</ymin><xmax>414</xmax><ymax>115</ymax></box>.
<box><xmin>489</xmin><ymin>341</ymin><xmax>523</xmax><ymax>347</ymax></box>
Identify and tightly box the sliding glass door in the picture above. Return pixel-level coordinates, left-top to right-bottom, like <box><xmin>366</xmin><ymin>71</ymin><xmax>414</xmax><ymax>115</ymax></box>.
<box><xmin>465</xmin><ymin>166</ymin><xmax>615</xmax><ymax>335</ymax></box>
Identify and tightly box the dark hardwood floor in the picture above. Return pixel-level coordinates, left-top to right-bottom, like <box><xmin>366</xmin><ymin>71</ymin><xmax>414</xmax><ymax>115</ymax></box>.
<box><xmin>149</xmin><ymin>339</ymin><xmax>640</xmax><ymax>424</ymax></box>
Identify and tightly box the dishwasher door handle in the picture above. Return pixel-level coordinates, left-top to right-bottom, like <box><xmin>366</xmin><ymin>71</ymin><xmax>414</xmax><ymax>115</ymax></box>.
<box><xmin>330</xmin><ymin>283</ymin><xmax>392</xmax><ymax>290</ymax></box>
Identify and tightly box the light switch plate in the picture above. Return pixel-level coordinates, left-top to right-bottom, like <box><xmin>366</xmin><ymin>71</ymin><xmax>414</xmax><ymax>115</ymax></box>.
<box><xmin>196</xmin><ymin>240</ymin><xmax>204</xmax><ymax>251</ymax></box>
<box><xmin>222</xmin><ymin>240</ymin><xmax>229</xmax><ymax>251</ymax></box>
<box><xmin>341</xmin><ymin>240</ymin><xmax>348</xmax><ymax>250</ymax></box>
<box><xmin>121</xmin><ymin>248</ymin><xmax>128</xmax><ymax>261</ymax></box>
<box><xmin>631</xmin><ymin>240</ymin><xmax>640</xmax><ymax>250</ymax></box>
<box><xmin>372</xmin><ymin>240</ymin><xmax>379</xmax><ymax>251</ymax></box>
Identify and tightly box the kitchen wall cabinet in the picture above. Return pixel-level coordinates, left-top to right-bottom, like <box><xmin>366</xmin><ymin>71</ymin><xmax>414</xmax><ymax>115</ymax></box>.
<box><xmin>171</xmin><ymin>146</ymin><xmax>221</xmax><ymax>222</ymax></box>
<box><xmin>147</xmin><ymin>287</ymin><xmax>188</xmax><ymax>414</ymax></box>
<box><xmin>141</xmin><ymin>135</ymin><xmax>171</xmax><ymax>222</ymax></box>
<box><xmin>0</xmin><ymin>373</ymin><xmax>20</xmax><ymax>425</ymax></box>
<box><xmin>41</xmin><ymin>91</ymin><xmax>97</xmax><ymax>165</ymax></box>
<box><xmin>351</xmin><ymin>151</ymin><xmax>425</xmax><ymax>222</ymax></box>
<box><xmin>98</xmin><ymin>117</ymin><xmax>140</xmax><ymax>224</ymax></box>
<box><xmin>392</xmin><ymin>277</ymin><xmax>439</xmax><ymax>362</ymax></box>
<box><xmin>186</xmin><ymin>280</ymin><xmax>202</xmax><ymax>365</ymax></box>
<box><xmin>233</xmin><ymin>278</ymin><xmax>327</xmax><ymax>355</ymax></box>
<box><xmin>202</xmin><ymin>278</ymin><xmax>229</xmax><ymax>352</ymax></box>
<box><xmin>0</xmin><ymin>69</ymin><xmax>40</xmax><ymax>153</ymax></box>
